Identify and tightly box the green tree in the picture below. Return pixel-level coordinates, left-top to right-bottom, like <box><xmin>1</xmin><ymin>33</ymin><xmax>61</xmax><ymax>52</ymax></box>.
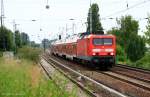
<box><xmin>144</xmin><ymin>15</ymin><xmax>150</xmax><ymax>46</ymax></box>
<box><xmin>0</xmin><ymin>26</ymin><xmax>14</xmax><ymax>51</ymax></box>
<box><xmin>117</xmin><ymin>15</ymin><xmax>139</xmax><ymax>48</ymax></box>
<box><xmin>15</xmin><ymin>30</ymin><xmax>21</xmax><ymax>48</ymax></box>
<box><xmin>86</xmin><ymin>3</ymin><xmax>103</xmax><ymax>34</ymax></box>
<box><xmin>6</xmin><ymin>29</ymin><xmax>14</xmax><ymax>51</ymax></box>
<box><xmin>118</xmin><ymin>16</ymin><xmax>146</xmax><ymax>61</ymax></box>
<box><xmin>107</xmin><ymin>27</ymin><xmax>123</xmax><ymax>45</ymax></box>
<box><xmin>30</xmin><ymin>41</ymin><xmax>40</xmax><ymax>48</ymax></box>
<box><xmin>21</xmin><ymin>32</ymin><xmax>29</xmax><ymax>45</ymax></box>
<box><xmin>127</xmin><ymin>34</ymin><xmax>146</xmax><ymax>62</ymax></box>
<box><xmin>108</xmin><ymin>15</ymin><xmax>146</xmax><ymax>62</ymax></box>
<box><xmin>116</xmin><ymin>44</ymin><xmax>126</xmax><ymax>62</ymax></box>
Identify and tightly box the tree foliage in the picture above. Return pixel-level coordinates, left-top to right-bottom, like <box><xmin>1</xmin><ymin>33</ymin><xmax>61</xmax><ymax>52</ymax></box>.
<box><xmin>108</xmin><ymin>15</ymin><xmax>146</xmax><ymax>62</ymax></box>
<box><xmin>21</xmin><ymin>32</ymin><xmax>29</xmax><ymax>45</ymax></box>
<box><xmin>116</xmin><ymin>44</ymin><xmax>125</xmax><ymax>62</ymax></box>
<box><xmin>135</xmin><ymin>52</ymin><xmax>150</xmax><ymax>70</ymax></box>
<box><xmin>0</xmin><ymin>26</ymin><xmax>14</xmax><ymax>51</ymax></box>
<box><xmin>127</xmin><ymin>34</ymin><xmax>146</xmax><ymax>62</ymax></box>
<box><xmin>144</xmin><ymin>15</ymin><xmax>150</xmax><ymax>46</ymax></box>
<box><xmin>0</xmin><ymin>26</ymin><xmax>31</xmax><ymax>53</ymax></box>
<box><xmin>117</xmin><ymin>15</ymin><xmax>139</xmax><ymax>48</ymax></box>
<box><xmin>107</xmin><ymin>27</ymin><xmax>123</xmax><ymax>46</ymax></box>
<box><xmin>86</xmin><ymin>3</ymin><xmax>103</xmax><ymax>34</ymax></box>
<box><xmin>15</xmin><ymin>30</ymin><xmax>22</xmax><ymax>48</ymax></box>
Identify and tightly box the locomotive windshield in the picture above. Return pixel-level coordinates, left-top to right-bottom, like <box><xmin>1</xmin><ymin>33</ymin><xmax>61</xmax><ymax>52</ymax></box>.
<box><xmin>93</xmin><ymin>38</ymin><xmax>113</xmax><ymax>45</ymax></box>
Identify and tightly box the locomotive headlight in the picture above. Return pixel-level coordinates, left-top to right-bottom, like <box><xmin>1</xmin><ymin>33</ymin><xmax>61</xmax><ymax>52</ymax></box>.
<box><xmin>92</xmin><ymin>53</ymin><xmax>96</xmax><ymax>55</ymax></box>
<box><xmin>110</xmin><ymin>52</ymin><xmax>114</xmax><ymax>55</ymax></box>
<box><xmin>105</xmin><ymin>49</ymin><xmax>113</xmax><ymax>52</ymax></box>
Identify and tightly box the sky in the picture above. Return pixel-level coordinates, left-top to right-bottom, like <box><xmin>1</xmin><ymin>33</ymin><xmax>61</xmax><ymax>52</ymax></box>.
<box><xmin>2</xmin><ymin>0</ymin><xmax>150</xmax><ymax>43</ymax></box>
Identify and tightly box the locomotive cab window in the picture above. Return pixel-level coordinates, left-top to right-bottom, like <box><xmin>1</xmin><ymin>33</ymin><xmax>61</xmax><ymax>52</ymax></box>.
<box><xmin>93</xmin><ymin>38</ymin><xmax>113</xmax><ymax>45</ymax></box>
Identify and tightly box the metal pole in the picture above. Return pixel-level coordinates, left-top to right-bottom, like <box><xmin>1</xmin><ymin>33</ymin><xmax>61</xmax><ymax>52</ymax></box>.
<box><xmin>69</xmin><ymin>19</ymin><xmax>75</xmax><ymax>35</ymax></box>
<box><xmin>72</xmin><ymin>23</ymin><xmax>75</xmax><ymax>35</ymax></box>
<box><xmin>1</xmin><ymin>0</ymin><xmax>3</xmax><ymax>27</ymax></box>
<box><xmin>13</xmin><ymin>20</ymin><xmax>17</xmax><ymax>53</ymax></box>
<box><xmin>89</xmin><ymin>0</ymin><xmax>92</xmax><ymax>33</ymax></box>
<box><xmin>1</xmin><ymin>0</ymin><xmax>5</xmax><ymax>51</ymax></box>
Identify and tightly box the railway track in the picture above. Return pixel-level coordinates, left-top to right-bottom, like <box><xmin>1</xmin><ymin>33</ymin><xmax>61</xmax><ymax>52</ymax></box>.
<box><xmin>111</xmin><ymin>65</ymin><xmax>150</xmax><ymax>84</ymax></box>
<box><xmin>39</xmin><ymin>55</ymin><xmax>97</xmax><ymax>97</ymax></box>
<box><xmin>52</xmin><ymin>53</ymin><xmax>150</xmax><ymax>97</ymax></box>
<box><xmin>116</xmin><ymin>64</ymin><xmax>150</xmax><ymax>74</ymax></box>
<box><xmin>99</xmin><ymin>71</ymin><xmax>150</xmax><ymax>91</ymax></box>
<box><xmin>41</xmin><ymin>53</ymin><xmax>128</xmax><ymax>97</ymax></box>
<box><xmin>39</xmin><ymin>60</ymin><xmax>52</xmax><ymax>79</ymax></box>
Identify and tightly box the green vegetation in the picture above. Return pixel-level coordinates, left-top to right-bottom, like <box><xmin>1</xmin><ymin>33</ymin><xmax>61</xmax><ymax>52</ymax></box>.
<box><xmin>0</xmin><ymin>58</ymin><xmax>72</xmax><ymax>97</ymax></box>
<box><xmin>126</xmin><ymin>34</ymin><xmax>146</xmax><ymax>62</ymax></box>
<box><xmin>0</xmin><ymin>26</ymin><xmax>14</xmax><ymax>51</ymax></box>
<box><xmin>0</xmin><ymin>27</ymin><xmax>29</xmax><ymax>52</ymax></box>
<box><xmin>107</xmin><ymin>15</ymin><xmax>150</xmax><ymax>69</ymax></box>
<box><xmin>116</xmin><ymin>45</ymin><xmax>126</xmax><ymax>62</ymax></box>
<box><xmin>17</xmin><ymin>46</ymin><xmax>42</xmax><ymax>63</ymax></box>
<box><xmin>86</xmin><ymin>3</ymin><xmax>103</xmax><ymax>34</ymax></box>
<box><xmin>134</xmin><ymin>52</ymin><xmax>150</xmax><ymax>70</ymax></box>
<box><xmin>108</xmin><ymin>15</ymin><xmax>146</xmax><ymax>62</ymax></box>
<box><xmin>0</xmin><ymin>51</ymin><xmax>2</xmax><ymax>57</ymax></box>
<box><xmin>144</xmin><ymin>15</ymin><xmax>150</xmax><ymax>46</ymax></box>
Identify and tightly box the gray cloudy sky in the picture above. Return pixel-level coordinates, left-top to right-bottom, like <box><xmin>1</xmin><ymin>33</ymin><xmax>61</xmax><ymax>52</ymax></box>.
<box><xmin>3</xmin><ymin>0</ymin><xmax>150</xmax><ymax>43</ymax></box>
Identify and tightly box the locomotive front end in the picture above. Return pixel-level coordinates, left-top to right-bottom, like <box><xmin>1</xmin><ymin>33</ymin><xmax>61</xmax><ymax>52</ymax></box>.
<box><xmin>89</xmin><ymin>35</ymin><xmax>116</xmax><ymax>68</ymax></box>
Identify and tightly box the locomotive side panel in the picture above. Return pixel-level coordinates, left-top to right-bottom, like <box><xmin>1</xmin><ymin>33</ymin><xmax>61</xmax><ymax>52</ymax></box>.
<box><xmin>77</xmin><ymin>38</ymin><xmax>89</xmax><ymax>60</ymax></box>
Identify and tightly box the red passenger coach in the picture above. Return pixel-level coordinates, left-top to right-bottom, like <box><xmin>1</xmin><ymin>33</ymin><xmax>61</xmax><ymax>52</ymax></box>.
<box><xmin>51</xmin><ymin>32</ymin><xmax>116</xmax><ymax>69</ymax></box>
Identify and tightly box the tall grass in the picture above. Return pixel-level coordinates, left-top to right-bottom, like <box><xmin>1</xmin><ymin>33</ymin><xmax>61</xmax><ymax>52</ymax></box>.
<box><xmin>0</xmin><ymin>58</ymin><xmax>71</xmax><ymax>97</ymax></box>
<box><xmin>17</xmin><ymin>46</ymin><xmax>42</xmax><ymax>63</ymax></box>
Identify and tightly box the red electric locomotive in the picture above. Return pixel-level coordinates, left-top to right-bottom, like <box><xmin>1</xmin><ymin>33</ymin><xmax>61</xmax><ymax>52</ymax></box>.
<box><xmin>51</xmin><ymin>32</ymin><xmax>116</xmax><ymax>69</ymax></box>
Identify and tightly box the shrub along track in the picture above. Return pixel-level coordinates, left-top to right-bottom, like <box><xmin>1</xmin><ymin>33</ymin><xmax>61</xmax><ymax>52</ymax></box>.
<box><xmin>43</xmin><ymin>51</ymin><xmax>150</xmax><ymax>97</ymax></box>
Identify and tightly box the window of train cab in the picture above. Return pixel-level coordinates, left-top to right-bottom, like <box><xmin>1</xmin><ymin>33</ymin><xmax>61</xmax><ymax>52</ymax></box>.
<box><xmin>92</xmin><ymin>38</ymin><xmax>113</xmax><ymax>46</ymax></box>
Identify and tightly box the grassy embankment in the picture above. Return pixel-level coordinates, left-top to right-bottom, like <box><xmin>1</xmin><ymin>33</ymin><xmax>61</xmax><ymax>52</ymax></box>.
<box><xmin>133</xmin><ymin>52</ymin><xmax>150</xmax><ymax>70</ymax></box>
<box><xmin>116</xmin><ymin>45</ymin><xmax>150</xmax><ymax>70</ymax></box>
<box><xmin>122</xmin><ymin>52</ymin><xmax>150</xmax><ymax>70</ymax></box>
<box><xmin>0</xmin><ymin>46</ymin><xmax>74</xmax><ymax>97</ymax></box>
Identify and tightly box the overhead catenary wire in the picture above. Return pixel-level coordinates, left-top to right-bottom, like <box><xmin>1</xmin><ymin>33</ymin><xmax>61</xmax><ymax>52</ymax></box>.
<box><xmin>102</xmin><ymin>0</ymin><xmax>150</xmax><ymax>18</ymax></box>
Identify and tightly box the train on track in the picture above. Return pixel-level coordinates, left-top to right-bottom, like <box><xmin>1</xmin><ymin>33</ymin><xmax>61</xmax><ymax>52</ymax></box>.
<box><xmin>51</xmin><ymin>32</ymin><xmax>116</xmax><ymax>69</ymax></box>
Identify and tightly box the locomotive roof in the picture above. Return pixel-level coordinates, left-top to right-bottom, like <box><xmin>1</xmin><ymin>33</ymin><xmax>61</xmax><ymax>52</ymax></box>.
<box><xmin>52</xmin><ymin>33</ymin><xmax>115</xmax><ymax>45</ymax></box>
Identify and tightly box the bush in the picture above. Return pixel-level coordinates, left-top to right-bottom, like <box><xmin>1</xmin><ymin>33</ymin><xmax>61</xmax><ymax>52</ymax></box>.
<box><xmin>17</xmin><ymin>46</ymin><xmax>42</xmax><ymax>63</ymax></box>
<box><xmin>135</xmin><ymin>52</ymin><xmax>150</xmax><ymax>70</ymax></box>
<box><xmin>0</xmin><ymin>51</ymin><xmax>2</xmax><ymax>57</ymax></box>
<box><xmin>116</xmin><ymin>45</ymin><xmax>126</xmax><ymax>62</ymax></box>
<box><xmin>127</xmin><ymin>35</ymin><xmax>146</xmax><ymax>62</ymax></box>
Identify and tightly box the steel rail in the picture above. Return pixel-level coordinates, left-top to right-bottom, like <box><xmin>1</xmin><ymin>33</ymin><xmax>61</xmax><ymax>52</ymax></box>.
<box><xmin>42</xmin><ymin>55</ymin><xmax>98</xmax><ymax>97</ymax></box>
<box><xmin>100</xmin><ymin>71</ymin><xmax>150</xmax><ymax>91</ymax></box>
<box><xmin>117</xmin><ymin>64</ymin><xmax>150</xmax><ymax>74</ymax></box>
<box><xmin>39</xmin><ymin>61</ymin><xmax>52</xmax><ymax>79</ymax></box>
<box><xmin>111</xmin><ymin>70</ymin><xmax>150</xmax><ymax>83</ymax></box>
<box><xmin>44</xmin><ymin>55</ymin><xmax>128</xmax><ymax>97</ymax></box>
